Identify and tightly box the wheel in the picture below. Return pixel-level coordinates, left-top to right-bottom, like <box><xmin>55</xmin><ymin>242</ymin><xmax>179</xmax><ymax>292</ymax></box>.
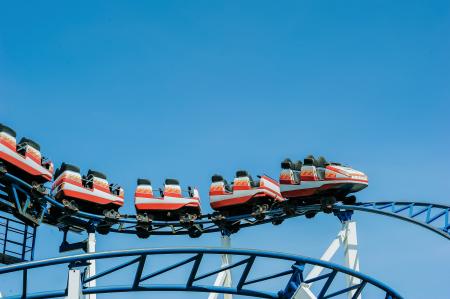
<box><xmin>255</xmin><ymin>213</ymin><xmax>265</xmax><ymax>221</ymax></box>
<box><xmin>283</xmin><ymin>203</ymin><xmax>297</xmax><ymax>216</ymax></box>
<box><xmin>252</xmin><ymin>204</ymin><xmax>267</xmax><ymax>221</ymax></box>
<box><xmin>180</xmin><ymin>213</ymin><xmax>198</xmax><ymax>225</ymax></box>
<box><xmin>136</xmin><ymin>213</ymin><xmax>151</xmax><ymax>223</ymax></box>
<box><xmin>321</xmin><ymin>197</ymin><xmax>336</xmax><ymax>214</ymax></box>
<box><xmin>343</xmin><ymin>195</ymin><xmax>357</xmax><ymax>205</ymax></box>
<box><xmin>271</xmin><ymin>218</ymin><xmax>284</xmax><ymax>225</ymax></box>
<box><xmin>62</xmin><ymin>199</ymin><xmax>79</xmax><ymax>212</ymax></box>
<box><xmin>305</xmin><ymin>211</ymin><xmax>317</xmax><ymax>219</ymax></box>
<box><xmin>188</xmin><ymin>224</ymin><xmax>203</xmax><ymax>238</ymax></box>
<box><xmin>96</xmin><ymin>222</ymin><xmax>111</xmax><ymax>235</ymax></box>
<box><xmin>103</xmin><ymin>209</ymin><xmax>120</xmax><ymax>220</ymax></box>
<box><xmin>31</xmin><ymin>182</ymin><xmax>47</xmax><ymax>198</ymax></box>
<box><xmin>227</xmin><ymin>222</ymin><xmax>240</xmax><ymax>234</ymax></box>
<box><xmin>136</xmin><ymin>226</ymin><xmax>151</xmax><ymax>239</ymax></box>
<box><xmin>211</xmin><ymin>212</ymin><xmax>226</xmax><ymax>222</ymax></box>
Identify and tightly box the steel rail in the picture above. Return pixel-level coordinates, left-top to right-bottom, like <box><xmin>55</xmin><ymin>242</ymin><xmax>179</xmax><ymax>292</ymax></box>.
<box><xmin>0</xmin><ymin>247</ymin><xmax>403</xmax><ymax>299</ymax></box>
<box><xmin>338</xmin><ymin>202</ymin><xmax>450</xmax><ymax>240</ymax></box>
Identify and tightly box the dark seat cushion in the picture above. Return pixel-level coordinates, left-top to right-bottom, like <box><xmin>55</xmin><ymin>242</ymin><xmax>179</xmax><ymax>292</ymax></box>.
<box><xmin>87</xmin><ymin>169</ymin><xmax>107</xmax><ymax>180</ymax></box>
<box><xmin>293</xmin><ymin>160</ymin><xmax>303</xmax><ymax>171</ymax></box>
<box><xmin>61</xmin><ymin>162</ymin><xmax>80</xmax><ymax>173</ymax></box>
<box><xmin>0</xmin><ymin>124</ymin><xmax>16</xmax><ymax>137</ymax></box>
<box><xmin>211</xmin><ymin>174</ymin><xmax>224</xmax><ymax>182</ymax></box>
<box><xmin>304</xmin><ymin>155</ymin><xmax>318</xmax><ymax>166</ymax></box>
<box><xmin>281</xmin><ymin>158</ymin><xmax>293</xmax><ymax>169</ymax></box>
<box><xmin>316</xmin><ymin>156</ymin><xmax>328</xmax><ymax>168</ymax></box>
<box><xmin>236</xmin><ymin>170</ymin><xmax>249</xmax><ymax>178</ymax></box>
<box><xmin>303</xmin><ymin>158</ymin><xmax>314</xmax><ymax>166</ymax></box>
<box><xmin>19</xmin><ymin>137</ymin><xmax>40</xmax><ymax>151</ymax></box>
<box><xmin>55</xmin><ymin>162</ymin><xmax>79</xmax><ymax>178</ymax></box>
<box><xmin>137</xmin><ymin>178</ymin><xmax>151</xmax><ymax>185</ymax></box>
<box><xmin>165</xmin><ymin>178</ymin><xmax>180</xmax><ymax>185</ymax></box>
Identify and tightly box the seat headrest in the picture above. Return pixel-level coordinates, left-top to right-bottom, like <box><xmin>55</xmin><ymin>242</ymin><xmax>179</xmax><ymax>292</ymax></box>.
<box><xmin>165</xmin><ymin>178</ymin><xmax>180</xmax><ymax>185</ymax></box>
<box><xmin>281</xmin><ymin>158</ymin><xmax>293</xmax><ymax>169</ymax></box>
<box><xmin>211</xmin><ymin>174</ymin><xmax>224</xmax><ymax>182</ymax></box>
<box><xmin>87</xmin><ymin>169</ymin><xmax>107</xmax><ymax>180</ymax></box>
<box><xmin>294</xmin><ymin>160</ymin><xmax>303</xmax><ymax>171</ymax></box>
<box><xmin>236</xmin><ymin>170</ymin><xmax>249</xmax><ymax>178</ymax></box>
<box><xmin>316</xmin><ymin>156</ymin><xmax>328</xmax><ymax>167</ymax></box>
<box><xmin>137</xmin><ymin>178</ymin><xmax>151</xmax><ymax>185</ymax></box>
<box><xmin>19</xmin><ymin>137</ymin><xmax>40</xmax><ymax>151</ymax></box>
<box><xmin>61</xmin><ymin>162</ymin><xmax>80</xmax><ymax>173</ymax></box>
<box><xmin>0</xmin><ymin>123</ymin><xmax>16</xmax><ymax>137</ymax></box>
<box><xmin>303</xmin><ymin>158</ymin><xmax>314</xmax><ymax>166</ymax></box>
<box><xmin>54</xmin><ymin>162</ymin><xmax>79</xmax><ymax>179</ymax></box>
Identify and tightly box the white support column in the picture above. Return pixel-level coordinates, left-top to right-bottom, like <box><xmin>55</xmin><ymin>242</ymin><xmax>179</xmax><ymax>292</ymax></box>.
<box><xmin>85</xmin><ymin>233</ymin><xmax>97</xmax><ymax>299</ymax></box>
<box><xmin>303</xmin><ymin>227</ymin><xmax>346</xmax><ymax>285</ymax></box>
<box><xmin>343</xmin><ymin>221</ymin><xmax>361</xmax><ymax>299</ymax></box>
<box><xmin>222</xmin><ymin>235</ymin><xmax>232</xmax><ymax>299</ymax></box>
<box><xmin>292</xmin><ymin>285</ymin><xmax>317</xmax><ymax>299</ymax></box>
<box><xmin>293</xmin><ymin>220</ymin><xmax>361</xmax><ymax>299</ymax></box>
<box><xmin>292</xmin><ymin>227</ymin><xmax>346</xmax><ymax>299</ymax></box>
<box><xmin>208</xmin><ymin>235</ymin><xmax>232</xmax><ymax>299</ymax></box>
<box><xmin>66</xmin><ymin>269</ymin><xmax>82</xmax><ymax>299</ymax></box>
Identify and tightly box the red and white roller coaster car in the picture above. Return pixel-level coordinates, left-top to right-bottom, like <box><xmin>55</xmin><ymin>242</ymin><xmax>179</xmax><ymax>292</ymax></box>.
<box><xmin>209</xmin><ymin>170</ymin><xmax>284</xmax><ymax>219</ymax></box>
<box><xmin>134</xmin><ymin>178</ymin><xmax>201</xmax><ymax>222</ymax></box>
<box><xmin>51</xmin><ymin>163</ymin><xmax>124</xmax><ymax>217</ymax></box>
<box><xmin>0</xmin><ymin>123</ymin><xmax>54</xmax><ymax>184</ymax></box>
<box><xmin>280</xmin><ymin>156</ymin><xmax>368</xmax><ymax>208</ymax></box>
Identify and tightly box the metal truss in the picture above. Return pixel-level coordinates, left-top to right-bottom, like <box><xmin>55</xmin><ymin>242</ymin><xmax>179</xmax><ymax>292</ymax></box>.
<box><xmin>0</xmin><ymin>247</ymin><xmax>402</xmax><ymax>299</ymax></box>
<box><xmin>0</xmin><ymin>176</ymin><xmax>46</xmax><ymax>226</ymax></box>
<box><xmin>0</xmin><ymin>173</ymin><xmax>449</xmax><ymax>240</ymax></box>
<box><xmin>0</xmin><ymin>213</ymin><xmax>36</xmax><ymax>264</ymax></box>
<box><xmin>335</xmin><ymin>202</ymin><xmax>450</xmax><ymax>240</ymax></box>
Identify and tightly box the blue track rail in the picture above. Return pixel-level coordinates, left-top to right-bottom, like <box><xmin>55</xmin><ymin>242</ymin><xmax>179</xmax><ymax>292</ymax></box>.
<box><xmin>0</xmin><ymin>172</ymin><xmax>449</xmax><ymax>240</ymax></box>
<box><xmin>338</xmin><ymin>202</ymin><xmax>450</xmax><ymax>240</ymax></box>
<box><xmin>0</xmin><ymin>247</ymin><xmax>403</xmax><ymax>299</ymax></box>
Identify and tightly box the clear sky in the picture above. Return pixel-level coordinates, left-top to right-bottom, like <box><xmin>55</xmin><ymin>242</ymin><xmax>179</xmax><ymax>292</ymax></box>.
<box><xmin>1</xmin><ymin>1</ymin><xmax>449</xmax><ymax>298</ymax></box>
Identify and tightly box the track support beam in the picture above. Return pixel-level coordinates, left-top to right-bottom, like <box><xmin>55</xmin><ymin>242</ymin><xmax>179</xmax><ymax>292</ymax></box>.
<box><xmin>85</xmin><ymin>233</ymin><xmax>97</xmax><ymax>299</ymax></box>
<box><xmin>66</xmin><ymin>269</ymin><xmax>82</xmax><ymax>299</ymax></box>
<box><xmin>208</xmin><ymin>234</ymin><xmax>233</xmax><ymax>299</ymax></box>
<box><xmin>344</xmin><ymin>221</ymin><xmax>361</xmax><ymax>299</ymax></box>
<box><xmin>292</xmin><ymin>220</ymin><xmax>361</xmax><ymax>299</ymax></box>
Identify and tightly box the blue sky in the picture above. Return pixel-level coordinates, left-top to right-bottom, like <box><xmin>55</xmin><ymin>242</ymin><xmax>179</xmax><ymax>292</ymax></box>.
<box><xmin>1</xmin><ymin>1</ymin><xmax>449</xmax><ymax>298</ymax></box>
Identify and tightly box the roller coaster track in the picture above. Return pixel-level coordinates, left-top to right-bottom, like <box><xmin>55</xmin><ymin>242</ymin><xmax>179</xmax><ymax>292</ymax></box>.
<box><xmin>338</xmin><ymin>202</ymin><xmax>450</xmax><ymax>240</ymax></box>
<box><xmin>0</xmin><ymin>247</ymin><xmax>403</xmax><ymax>299</ymax></box>
<box><xmin>0</xmin><ymin>172</ymin><xmax>449</xmax><ymax>240</ymax></box>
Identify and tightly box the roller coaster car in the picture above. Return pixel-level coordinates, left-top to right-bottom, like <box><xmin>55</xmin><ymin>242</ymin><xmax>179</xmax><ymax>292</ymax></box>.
<box><xmin>51</xmin><ymin>163</ymin><xmax>124</xmax><ymax>218</ymax></box>
<box><xmin>0</xmin><ymin>123</ymin><xmax>54</xmax><ymax>184</ymax></box>
<box><xmin>279</xmin><ymin>156</ymin><xmax>368</xmax><ymax>211</ymax></box>
<box><xmin>209</xmin><ymin>171</ymin><xmax>284</xmax><ymax>220</ymax></box>
<box><xmin>134</xmin><ymin>178</ymin><xmax>201</xmax><ymax>223</ymax></box>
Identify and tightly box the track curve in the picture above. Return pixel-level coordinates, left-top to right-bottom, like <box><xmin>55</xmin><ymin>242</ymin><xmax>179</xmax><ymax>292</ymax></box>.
<box><xmin>0</xmin><ymin>247</ymin><xmax>403</xmax><ymax>299</ymax></box>
<box><xmin>342</xmin><ymin>202</ymin><xmax>450</xmax><ymax>240</ymax></box>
